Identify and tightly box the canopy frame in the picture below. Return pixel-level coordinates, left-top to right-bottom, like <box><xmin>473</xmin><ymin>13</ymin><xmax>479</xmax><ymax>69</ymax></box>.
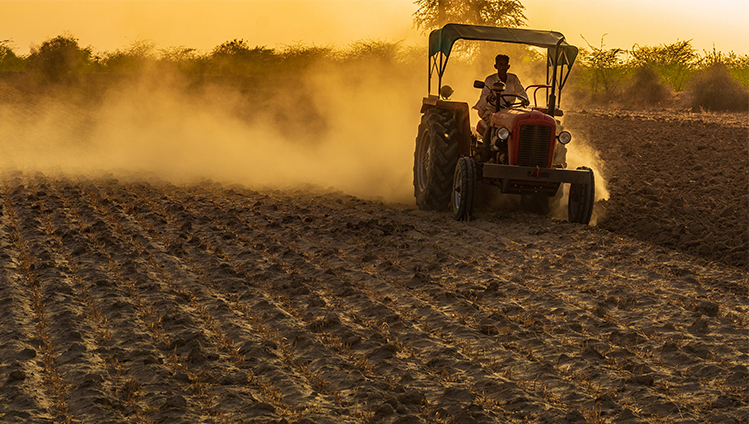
<box><xmin>428</xmin><ymin>24</ymin><xmax>579</xmax><ymax>113</ymax></box>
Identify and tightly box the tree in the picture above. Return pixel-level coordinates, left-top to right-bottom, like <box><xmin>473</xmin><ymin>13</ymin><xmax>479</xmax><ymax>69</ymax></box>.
<box><xmin>99</xmin><ymin>39</ymin><xmax>157</xmax><ymax>73</ymax></box>
<box><xmin>630</xmin><ymin>40</ymin><xmax>696</xmax><ymax>91</ymax></box>
<box><xmin>27</xmin><ymin>34</ymin><xmax>92</xmax><ymax>82</ymax></box>
<box><xmin>0</xmin><ymin>40</ymin><xmax>24</xmax><ymax>71</ymax></box>
<box><xmin>413</xmin><ymin>0</ymin><xmax>526</xmax><ymax>31</ymax></box>
<box><xmin>211</xmin><ymin>39</ymin><xmax>278</xmax><ymax>74</ymax></box>
<box><xmin>578</xmin><ymin>35</ymin><xmax>627</xmax><ymax>102</ymax></box>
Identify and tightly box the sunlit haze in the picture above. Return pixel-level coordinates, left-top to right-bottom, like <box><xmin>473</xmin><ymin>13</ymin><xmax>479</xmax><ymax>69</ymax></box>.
<box><xmin>1</xmin><ymin>0</ymin><xmax>748</xmax><ymax>55</ymax></box>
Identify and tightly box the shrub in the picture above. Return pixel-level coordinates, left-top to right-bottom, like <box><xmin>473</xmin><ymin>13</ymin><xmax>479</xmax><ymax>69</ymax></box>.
<box><xmin>689</xmin><ymin>64</ymin><xmax>749</xmax><ymax>112</ymax></box>
<box><xmin>99</xmin><ymin>39</ymin><xmax>157</xmax><ymax>74</ymax></box>
<box><xmin>0</xmin><ymin>40</ymin><xmax>24</xmax><ymax>71</ymax></box>
<box><xmin>625</xmin><ymin>65</ymin><xmax>673</xmax><ymax>107</ymax></box>
<box><xmin>26</xmin><ymin>35</ymin><xmax>93</xmax><ymax>82</ymax></box>
<box><xmin>279</xmin><ymin>43</ymin><xmax>334</xmax><ymax>70</ymax></box>
<box><xmin>158</xmin><ymin>46</ymin><xmax>207</xmax><ymax>74</ymax></box>
<box><xmin>575</xmin><ymin>36</ymin><xmax>629</xmax><ymax>104</ymax></box>
<box><xmin>699</xmin><ymin>48</ymin><xmax>749</xmax><ymax>87</ymax></box>
<box><xmin>630</xmin><ymin>40</ymin><xmax>696</xmax><ymax>92</ymax></box>
<box><xmin>210</xmin><ymin>39</ymin><xmax>279</xmax><ymax>75</ymax></box>
<box><xmin>342</xmin><ymin>40</ymin><xmax>403</xmax><ymax>63</ymax></box>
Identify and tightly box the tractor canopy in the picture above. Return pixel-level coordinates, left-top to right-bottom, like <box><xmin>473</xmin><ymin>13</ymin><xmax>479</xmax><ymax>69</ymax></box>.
<box><xmin>427</xmin><ymin>24</ymin><xmax>579</xmax><ymax>104</ymax></box>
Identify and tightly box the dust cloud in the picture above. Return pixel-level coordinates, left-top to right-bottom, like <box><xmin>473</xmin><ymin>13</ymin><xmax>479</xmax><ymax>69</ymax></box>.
<box><xmin>0</xmin><ymin>64</ymin><xmax>424</xmax><ymax>203</ymax></box>
<box><xmin>549</xmin><ymin>131</ymin><xmax>611</xmax><ymax>224</ymax></box>
<box><xmin>0</xmin><ymin>44</ymin><xmax>609</xmax><ymax>217</ymax></box>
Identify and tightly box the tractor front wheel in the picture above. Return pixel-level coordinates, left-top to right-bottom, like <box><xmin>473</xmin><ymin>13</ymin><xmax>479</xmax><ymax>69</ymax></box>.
<box><xmin>568</xmin><ymin>166</ymin><xmax>595</xmax><ymax>224</ymax></box>
<box><xmin>413</xmin><ymin>108</ymin><xmax>460</xmax><ymax>210</ymax></box>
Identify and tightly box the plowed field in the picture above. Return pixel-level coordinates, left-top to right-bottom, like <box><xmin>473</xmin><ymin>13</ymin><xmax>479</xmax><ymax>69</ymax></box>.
<box><xmin>0</xmin><ymin>103</ymin><xmax>747</xmax><ymax>423</ymax></box>
<box><xmin>565</xmin><ymin>109</ymin><xmax>748</xmax><ymax>271</ymax></box>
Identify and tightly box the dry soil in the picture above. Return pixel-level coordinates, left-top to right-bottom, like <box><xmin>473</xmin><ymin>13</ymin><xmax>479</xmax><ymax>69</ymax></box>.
<box><xmin>0</xmin><ymin>108</ymin><xmax>747</xmax><ymax>424</ymax></box>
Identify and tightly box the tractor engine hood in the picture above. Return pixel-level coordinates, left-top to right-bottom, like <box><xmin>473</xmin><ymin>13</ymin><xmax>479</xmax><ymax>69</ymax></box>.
<box><xmin>489</xmin><ymin>109</ymin><xmax>556</xmax><ymax>130</ymax></box>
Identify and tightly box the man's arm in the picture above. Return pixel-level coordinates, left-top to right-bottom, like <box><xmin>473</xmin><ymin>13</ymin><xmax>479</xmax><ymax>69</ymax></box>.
<box><xmin>473</xmin><ymin>77</ymin><xmax>494</xmax><ymax>119</ymax></box>
<box><xmin>508</xmin><ymin>74</ymin><xmax>529</xmax><ymax>104</ymax></box>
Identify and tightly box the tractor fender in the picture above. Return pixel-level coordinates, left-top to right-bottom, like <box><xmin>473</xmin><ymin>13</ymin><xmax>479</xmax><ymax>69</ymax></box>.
<box><xmin>420</xmin><ymin>98</ymin><xmax>471</xmax><ymax>157</ymax></box>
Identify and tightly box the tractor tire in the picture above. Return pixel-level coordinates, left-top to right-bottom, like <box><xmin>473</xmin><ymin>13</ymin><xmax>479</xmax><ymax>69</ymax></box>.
<box><xmin>521</xmin><ymin>194</ymin><xmax>550</xmax><ymax>215</ymax></box>
<box><xmin>452</xmin><ymin>157</ymin><xmax>476</xmax><ymax>221</ymax></box>
<box><xmin>568</xmin><ymin>166</ymin><xmax>595</xmax><ymax>224</ymax></box>
<box><xmin>413</xmin><ymin>108</ymin><xmax>460</xmax><ymax>211</ymax></box>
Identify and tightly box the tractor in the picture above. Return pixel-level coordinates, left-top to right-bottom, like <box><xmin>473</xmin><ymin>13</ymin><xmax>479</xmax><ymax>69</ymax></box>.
<box><xmin>413</xmin><ymin>24</ymin><xmax>596</xmax><ymax>224</ymax></box>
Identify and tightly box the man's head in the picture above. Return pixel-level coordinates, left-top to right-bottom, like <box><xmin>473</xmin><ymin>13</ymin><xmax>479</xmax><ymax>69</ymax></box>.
<box><xmin>494</xmin><ymin>54</ymin><xmax>511</xmax><ymax>75</ymax></box>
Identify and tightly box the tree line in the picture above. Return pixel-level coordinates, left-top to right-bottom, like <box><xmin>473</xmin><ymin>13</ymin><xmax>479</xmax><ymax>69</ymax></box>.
<box><xmin>1</xmin><ymin>0</ymin><xmax>747</xmax><ymax>113</ymax></box>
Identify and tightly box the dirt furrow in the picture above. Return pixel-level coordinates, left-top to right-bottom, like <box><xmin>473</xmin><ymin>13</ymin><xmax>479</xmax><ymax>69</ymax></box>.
<box><xmin>0</xmin><ymin>181</ymin><xmax>61</xmax><ymax>423</ymax></box>
<box><xmin>192</xmin><ymin>184</ymin><xmax>748</xmax><ymax>422</ymax></box>
<box><xmin>77</xmin><ymin>177</ymin><xmax>305</xmax><ymax>422</ymax></box>
<box><xmin>25</xmin><ymin>175</ymin><xmax>133</xmax><ymax>423</ymax></box>
<box><xmin>224</xmin><ymin>191</ymin><xmax>682</xmax><ymax>420</ymax></box>
<box><xmin>46</xmin><ymin>175</ymin><xmax>182</xmax><ymax>422</ymax></box>
<box><xmin>49</xmin><ymin>175</ymin><xmax>264</xmax><ymax>422</ymax></box>
<box><xmin>171</xmin><ymin>185</ymin><xmax>637</xmax><ymax>421</ymax></box>
<box><xmin>1</xmin><ymin>176</ymin><xmax>76</xmax><ymax>423</ymax></box>
<box><xmin>108</xmin><ymin>181</ymin><xmax>524</xmax><ymax>420</ymax></box>
<box><xmin>94</xmin><ymin>178</ymin><xmax>381</xmax><ymax>421</ymax></box>
<box><xmin>1</xmin><ymin>169</ymin><xmax>746</xmax><ymax>424</ymax></box>
<box><xmin>119</xmin><ymin>182</ymin><xmax>482</xmax><ymax>422</ymax></box>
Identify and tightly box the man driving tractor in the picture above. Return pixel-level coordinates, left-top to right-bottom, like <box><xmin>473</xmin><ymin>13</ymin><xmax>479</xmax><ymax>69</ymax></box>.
<box><xmin>414</xmin><ymin>24</ymin><xmax>594</xmax><ymax>224</ymax></box>
<box><xmin>473</xmin><ymin>54</ymin><xmax>529</xmax><ymax>122</ymax></box>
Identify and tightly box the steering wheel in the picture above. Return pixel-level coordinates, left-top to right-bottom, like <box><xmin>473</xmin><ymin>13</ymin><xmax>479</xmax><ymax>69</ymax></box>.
<box><xmin>499</xmin><ymin>94</ymin><xmax>529</xmax><ymax>108</ymax></box>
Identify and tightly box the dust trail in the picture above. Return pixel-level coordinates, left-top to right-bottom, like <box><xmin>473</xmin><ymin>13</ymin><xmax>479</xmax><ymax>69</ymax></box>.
<box><xmin>549</xmin><ymin>133</ymin><xmax>611</xmax><ymax>225</ymax></box>
<box><xmin>0</xmin><ymin>64</ymin><xmax>423</xmax><ymax>203</ymax></box>
<box><xmin>0</xmin><ymin>49</ymin><xmax>609</xmax><ymax>216</ymax></box>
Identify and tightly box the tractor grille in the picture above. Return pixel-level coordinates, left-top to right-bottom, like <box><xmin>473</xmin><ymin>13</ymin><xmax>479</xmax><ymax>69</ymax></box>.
<box><xmin>518</xmin><ymin>124</ymin><xmax>552</xmax><ymax>167</ymax></box>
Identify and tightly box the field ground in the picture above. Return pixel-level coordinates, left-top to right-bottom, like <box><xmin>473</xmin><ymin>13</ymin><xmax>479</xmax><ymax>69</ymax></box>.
<box><xmin>565</xmin><ymin>109</ymin><xmax>748</xmax><ymax>271</ymax></box>
<box><xmin>0</xmin><ymin>107</ymin><xmax>747</xmax><ymax>423</ymax></box>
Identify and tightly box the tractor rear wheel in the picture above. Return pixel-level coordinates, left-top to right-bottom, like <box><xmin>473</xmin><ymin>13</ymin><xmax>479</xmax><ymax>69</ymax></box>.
<box><xmin>413</xmin><ymin>108</ymin><xmax>460</xmax><ymax>210</ymax></box>
<box><xmin>568</xmin><ymin>166</ymin><xmax>595</xmax><ymax>224</ymax></box>
<box><xmin>452</xmin><ymin>157</ymin><xmax>476</xmax><ymax>221</ymax></box>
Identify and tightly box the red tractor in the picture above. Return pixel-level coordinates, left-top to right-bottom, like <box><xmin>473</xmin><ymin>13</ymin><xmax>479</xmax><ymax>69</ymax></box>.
<box><xmin>413</xmin><ymin>24</ymin><xmax>595</xmax><ymax>224</ymax></box>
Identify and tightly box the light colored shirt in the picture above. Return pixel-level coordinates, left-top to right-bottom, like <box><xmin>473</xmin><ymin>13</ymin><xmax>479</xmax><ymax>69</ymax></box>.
<box><xmin>473</xmin><ymin>73</ymin><xmax>528</xmax><ymax>120</ymax></box>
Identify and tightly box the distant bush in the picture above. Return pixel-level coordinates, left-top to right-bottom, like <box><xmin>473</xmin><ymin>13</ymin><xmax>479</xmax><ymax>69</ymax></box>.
<box><xmin>630</xmin><ymin>40</ymin><xmax>696</xmax><ymax>92</ymax></box>
<box><xmin>26</xmin><ymin>35</ymin><xmax>93</xmax><ymax>82</ymax></box>
<box><xmin>625</xmin><ymin>65</ymin><xmax>673</xmax><ymax>107</ymax></box>
<box><xmin>6</xmin><ymin>31</ymin><xmax>748</xmax><ymax>113</ymax></box>
<box><xmin>158</xmin><ymin>46</ymin><xmax>207</xmax><ymax>75</ymax></box>
<box><xmin>689</xmin><ymin>64</ymin><xmax>749</xmax><ymax>111</ymax></box>
<box><xmin>210</xmin><ymin>39</ymin><xmax>280</xmax><ymax>75</ymax></box>
<box><xmin>342</xmin><ymin>39</ymin><xmax>404</xmax><ymax>64</ymax></box>
<box><xmin>98</xmin><ymin>39</ymin><xmax>158</xmax><ymax>74</ymax></box>
<box><xmin>282</xmin><ymin>43</ymin><xmax>334</xmax><ymax>65</ymax></box>
<box><xmin>571</xmin><ymin>37</ymin><xmax>748</xmax><ymax>110</ymax></box>
<box><xmin>0</xmin><ymin>40</ymin><xmax>24</xmax><ymax>71</ymax></box>
<box><xmin>699</xmin><ymin>48</ymin><xmax>749</xmax><ymax>87</ymax></box>
<box><xmin>573</xmin><ymin>36</ymin><xmax>629</xmax><ymax>104</ymax></box>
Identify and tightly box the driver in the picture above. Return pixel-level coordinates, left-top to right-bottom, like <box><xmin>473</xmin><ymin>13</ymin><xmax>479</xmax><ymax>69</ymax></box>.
<box><xmin>473</xmin><ymin>54</ymin><xmax>529</xmax><ymax>121</ymax></box>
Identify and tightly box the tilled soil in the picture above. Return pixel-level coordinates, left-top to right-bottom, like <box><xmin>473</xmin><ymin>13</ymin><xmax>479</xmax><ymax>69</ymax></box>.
<box><xmin>0</xmin><ymin>166</ymin><xmax>747</xmax><ymax>423</ymax></box>
<box><xmin>565</xmin><ymin>109</ymin><xmax>749</xmax><ymax>271</ymax></box>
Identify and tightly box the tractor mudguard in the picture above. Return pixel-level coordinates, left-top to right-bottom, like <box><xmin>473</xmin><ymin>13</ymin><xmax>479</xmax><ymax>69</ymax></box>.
<box><xmin>420</xmin><ymin>98</ymin><xmax>472</xmax><ymax>157</ymax></box>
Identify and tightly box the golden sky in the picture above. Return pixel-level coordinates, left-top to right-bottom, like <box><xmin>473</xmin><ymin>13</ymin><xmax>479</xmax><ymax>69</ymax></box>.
<box><xmin>1</xmin><ymin>0</ymin><xmax>748</xmax><ymax>55</ymax></box>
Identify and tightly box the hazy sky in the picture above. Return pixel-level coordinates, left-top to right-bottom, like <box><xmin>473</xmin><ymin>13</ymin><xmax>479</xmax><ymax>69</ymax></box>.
<box><xmin>1</xmin><ymin>0</ymin><xmax>748</xmax><ymax>56</ymax></box>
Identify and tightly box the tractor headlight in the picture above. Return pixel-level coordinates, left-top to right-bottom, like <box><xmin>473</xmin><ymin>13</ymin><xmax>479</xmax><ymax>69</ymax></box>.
<box><xmin>558</xmin><ymin>131</ymin><xmax>572</xmax><ymax>144</ymax></box>
<box><xmin>497</xmin><ymin>127</ymin><xmax>510</xmax><ymax>140</ymax></box>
